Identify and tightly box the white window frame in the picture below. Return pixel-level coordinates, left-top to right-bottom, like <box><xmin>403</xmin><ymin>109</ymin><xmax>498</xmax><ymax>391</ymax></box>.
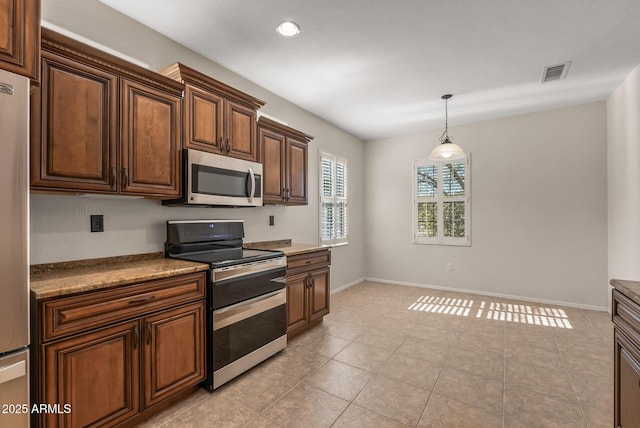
<box><xmin>320</xmin><ymin>151</ymin><xmax>348</xmax><ymax>247</ymax></box>
<box><xmin>413</xmin><ymin>155</ymin><xmax>471</xmax><ymax>246</ymax></box>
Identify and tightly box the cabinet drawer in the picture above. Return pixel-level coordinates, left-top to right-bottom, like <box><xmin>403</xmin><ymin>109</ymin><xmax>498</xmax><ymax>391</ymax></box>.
<box><xmin>613</xmin><ymin>290</ymin><xmax>640</xmax><ymax>340</ymax></box>
<box><xmin>41</xmin><ymin>272</ymin><xmax>206</xmax><ymax>341</ymax></box>
<box><xmin>286</xmin><ymin>250</ymin><xmax>331</xmax><ymax>272</ymax></box>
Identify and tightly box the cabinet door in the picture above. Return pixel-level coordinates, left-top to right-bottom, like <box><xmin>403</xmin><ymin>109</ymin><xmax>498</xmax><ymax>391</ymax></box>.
<box><xmin>225</xmin><ymin>100</ymin><xmax>257</xmax><ymax>161</ymax></box>
<box><xmin>259</xmin><ymin>126</ymin><xmax>286</xmax><ymax>204</ymax></box>
<box><xmin>42</xmin><ymin>320</ymin><xmax>140</xmax><ymax>428</ymax></box>
<box><xmin>286</xmin><ymin>137</ymin><xmax>308</xmax><ymax>205</ymax></box>
<box><xmin>184</xmin><ymin>85</ymin><xmax>224</xmax><ymax>154</ymax></box>
<box><xmin>286</xmin><ymin>272</ymin><xmax>309</xmax><ymax>333</ymax></box>
<box><xmin>309</xmin><ymin>267</ymin><xmax>330</xmax><ymax>321</ymax></box>
<box><xmin>31</xmin><ymin>52</ymin><xmax>117</xmax><ymax>192</ymax></box>
<box><xmin>0</xmin><ymin>0</ymin><xmax>38</xmax><ymax>79</ymax></box>
<box><xmin>120</xmin><ymin>78</ymin><xmax>181</xmax><ymax>197</ymax></box>
<box><xmin>142</xmin><ymin>302</ymin><xmax>205</xmax><ymax>409</ymax></box>
<box><xmin>615</xmin><ymin>331</ymin><xmax>640</xmax><ymax>428</ymax></box>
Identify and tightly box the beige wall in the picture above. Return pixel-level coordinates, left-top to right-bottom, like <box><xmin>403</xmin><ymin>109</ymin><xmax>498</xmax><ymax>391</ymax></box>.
<box><xmin>607</xmin><ymin>64</ymin><xmax>640</xmax><ymax>293</ymax></box>
<box><xmin>365</xmin><ymin>102</ymin><xmax>608</xmax><ymax>309</ymax></box>
<box><xmin>32</xmin><ymin>0</ymin><xmax>366</xmax><ymax>290</ymax></box>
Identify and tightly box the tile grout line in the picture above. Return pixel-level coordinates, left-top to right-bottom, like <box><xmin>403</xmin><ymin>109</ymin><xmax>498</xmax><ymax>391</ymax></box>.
<box><xmin>552</xmin><ymin>308</ymin><xmax>590</xmax><ymax>428</ymax></box>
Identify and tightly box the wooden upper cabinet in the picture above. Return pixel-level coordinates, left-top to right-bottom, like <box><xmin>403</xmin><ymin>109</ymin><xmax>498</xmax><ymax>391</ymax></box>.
<box><xmin>185</xmin><ymin>85</ymin><xmax>224</xmax><ymax>154</ymax></box>
<box><xmin>259</xmin><ymin>126</ymin><xmax>286</xmax><ymax>203</ymax></box>
<box><xmin>226</xmin><ymin>100</ymin><xmax>258</xmax><ymax>161</ymax></box>
<box><xmin>31</xmin><ymin>51</ymin><xmax>117</xmax><ymax>192</ymax></box>
<box><xmin>162</xmin><ymin>62</ymin><xmax>264</xmax><ymax>161</ymax></box>
<box><xmin>120</xmin><ymin>78</ymin><xmax>181</xmax><ymax>196</ymax></box>
<box><xmin>258</xmin><ymin>117</ymin><xmax>313</xmax><ymax>205</ymax></box>
<box><xmin>0</xmin><ymin>0</ymin><xmax>39</xmax><ymax>79</ymax></box>
<box><xmin>31</xmin><ymin>28</ymin><xmax>185</xmax><ymax>198</ymax></box>
<box><xmin>287</xmin><ymin>137</ymin><xmax>309</xmax><ymax>205</ymax></box>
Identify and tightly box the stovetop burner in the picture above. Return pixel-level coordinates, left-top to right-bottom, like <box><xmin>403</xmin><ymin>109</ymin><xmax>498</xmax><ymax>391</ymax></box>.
<box><xmin>165</xmin><ymin>220</ymin><xmax>284</xmax><ymax>269</ymax></box>
<box><xmin>170</xmin><ymin>248</ymin><xmax>284</xmax><ymax>269</ymax></box>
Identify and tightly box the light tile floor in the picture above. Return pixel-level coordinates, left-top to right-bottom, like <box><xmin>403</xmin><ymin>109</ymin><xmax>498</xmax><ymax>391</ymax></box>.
<box><xmin>139</xmin><ymin>281</ymin><xmax>613</xmax><ymax>428</ymax></box>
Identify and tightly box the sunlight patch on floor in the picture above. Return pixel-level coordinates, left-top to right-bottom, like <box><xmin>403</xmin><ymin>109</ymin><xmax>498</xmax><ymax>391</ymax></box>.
<box><xmin>409</xmin><ymin>296</ymin><xmax>573</xmax><ymax>328</ymax></box>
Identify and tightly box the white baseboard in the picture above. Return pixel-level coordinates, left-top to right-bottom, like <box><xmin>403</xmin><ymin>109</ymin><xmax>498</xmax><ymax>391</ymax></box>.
<box><xmin>331</xmin><ymin>277</ymin><xmax>366</xmax><ymax>294</ymax></box>
<box><xmin>364</xmin><ymin>277</ymin><xmax>608</xmax><ymax>312</ymax></box>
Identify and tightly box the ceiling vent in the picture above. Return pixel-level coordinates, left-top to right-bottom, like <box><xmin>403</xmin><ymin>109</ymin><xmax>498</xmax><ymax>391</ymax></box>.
<box><xmin>541</xmin><ymin>61</ymin><xmax>571</xmax><ymax>83</ymax></box>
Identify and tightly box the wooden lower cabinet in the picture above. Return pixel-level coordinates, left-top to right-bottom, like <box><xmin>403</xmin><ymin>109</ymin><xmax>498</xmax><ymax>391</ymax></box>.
<box><xmin>308</xmin><ymin>268</ymin><xmax>330</xmax><ymax>322</ymax></box>
<box><xmin>613</xmin><ymin>288</ymin><xmax>640</xmax><ymax>428</ymax></box>
<box><xmin>285</xmin><ymin>249</ymin><xmax>330</xmax><ymax>337</ymax></box>
<box><xmin>286</xmin><ymin>272</ymin><xmax>309</xmax><ymax>333</ymax></box>
<box><xmin>42</xmin><ymin>320</ymin><xmax>140</xmax><ymax>428</ymax></box>
<box><xmin>143</xmin><ymin>303</ymin><xmax>205</xmax><ymax>408</ymax></box>
<box><xmin>35</xmin><ymin>272</ymin><xmax>206</xmax><ymax>428</ymax></box>
<box><xmin>615</xmin><ymin>331</ymin><xmax>640</xmax><ymax>428</ymax></box>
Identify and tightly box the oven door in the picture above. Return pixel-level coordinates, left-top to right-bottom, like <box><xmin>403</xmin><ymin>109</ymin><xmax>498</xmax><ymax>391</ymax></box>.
<box><xmin>187</xmin><ymin>149</ymin><xmax>263</xmax><ymax>206</ymax></box>
<box><xmin>212</xmin><ymin>288</ymin><xmax>286</xmax><ymax>389</ymax></box>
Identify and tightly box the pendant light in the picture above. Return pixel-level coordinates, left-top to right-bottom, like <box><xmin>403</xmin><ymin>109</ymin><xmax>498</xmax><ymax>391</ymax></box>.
<box><xmin>428</xmin><ymin>94</ymin><xmax>466</xmax><ymax>161</ymax></box>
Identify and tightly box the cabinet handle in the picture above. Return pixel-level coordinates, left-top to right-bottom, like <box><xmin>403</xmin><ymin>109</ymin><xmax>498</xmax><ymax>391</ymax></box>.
<box><xmin>110</xmin><ymin>167</ymin><xmax>116</xmax><ymax>186</ymax></box>
<box><xmin>227</xmin><ymin>138</ymin><xmax>231</xmax><ymax>153</ymax></box>
<box><xmin>133</xmin><ymin>325</ymin><xmax>139</xmax><ymax>350</ymax></box>
<box><xmin>307</xmin><ymin>273</ymin><xmax>313</xmax><ymax>288</ymax></box>
<box><xmin>122</xmin><ymin>167</ymin><xmax>129</xmax><ymax>187</ymax></box>
<box><xmin>146</xmin><ymin>322</ymin><xmax>152</xmax><ymax>346</ymax></box>
<box><xmin>128</xmin><ymin>296</ymin><xmax>156</xmax><ymax>305</ymax></box>
<box><xmin>220</xmin><ymin>137</ymin><xmax>225</xmax><ymax>153</ymax></box>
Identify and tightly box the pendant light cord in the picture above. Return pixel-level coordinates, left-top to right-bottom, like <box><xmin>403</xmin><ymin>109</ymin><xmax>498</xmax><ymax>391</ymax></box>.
<box><xmin>439</xmin><ymin>95</ymin><xmax>452</xmax><ymax>144</ymax></box>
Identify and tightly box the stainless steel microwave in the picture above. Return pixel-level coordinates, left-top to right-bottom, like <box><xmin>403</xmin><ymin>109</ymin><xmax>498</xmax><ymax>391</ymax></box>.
<box><xmin>163</xmin><ymin>149</ymin><xmax>262</xmax><ymax>207</ymax></box>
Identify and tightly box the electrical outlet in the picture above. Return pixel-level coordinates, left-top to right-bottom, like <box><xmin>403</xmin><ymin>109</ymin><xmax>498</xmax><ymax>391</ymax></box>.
<box><xmin>447</xmin><ymin>263</ymin><xmax>453</xmax><ymax>271</ymax></box>
<box><xmin>90</xmin><ymin>215</ymin><xmax>104</xmax><ymax>232</ymax></box>
<box><xmin>269</xmin><ymin>215</ymin><xmax>275</xmax><ymax>226</ymax></box>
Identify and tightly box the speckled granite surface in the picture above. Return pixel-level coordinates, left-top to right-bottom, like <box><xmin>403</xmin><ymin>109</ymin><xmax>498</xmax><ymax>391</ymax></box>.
<box><xmin>611</xmin><ymin>279</ymin><xmax>640</xmax><ymax>306</ymax></box>
<box><xmin>244</xmin><ymin>240</ymin><xmax>326</xmax><ymax>256</ymax></box>
<box><xmin>31</xmin><ymin>253</ymin><xmax>209</xmax><ymax>300</ymax></box>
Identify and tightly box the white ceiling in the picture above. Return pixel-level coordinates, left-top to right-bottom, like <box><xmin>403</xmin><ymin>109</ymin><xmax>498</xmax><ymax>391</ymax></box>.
<box><xmin>99</xmin><ymin>0</ymin><xmax>640</xmax><ymax>140</ymax></box>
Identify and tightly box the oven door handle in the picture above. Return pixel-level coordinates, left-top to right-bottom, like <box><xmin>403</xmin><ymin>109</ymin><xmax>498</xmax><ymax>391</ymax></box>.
<box><xmin>248</xmin><ymin>167</ymin><xmax>255</xmax><ymax>203</ymax></box>
<box><xmin>213</xmin><ymin>289</ymin><xmax>285</xmax><ymax>331</ymax></box>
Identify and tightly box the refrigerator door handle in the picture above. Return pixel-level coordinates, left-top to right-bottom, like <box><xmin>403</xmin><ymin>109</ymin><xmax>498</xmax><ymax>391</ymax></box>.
<box><xmin>0</xmin><ymin>360</ymin><xmax>26</xmax><ymax>385</ymax></box>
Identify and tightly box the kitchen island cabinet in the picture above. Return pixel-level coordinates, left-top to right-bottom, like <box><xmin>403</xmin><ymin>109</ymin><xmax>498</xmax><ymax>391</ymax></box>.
<box><xmin>611</xmin><ymin>279</ymin><xmax>640</xmax><ymax>428</ymax></box>
<box><xmin>31</xmin><ymin>255</ymin><xmax>208</xmax><ymax>428</ymax></box>
<box><xmin>0</xmin><ymin>0</ymin><xmax>39</xmax><ymax>79</ymax></box>
<box><xmin>257</xmin><ymin>117</ymin><xmax>313</xmax><ymax>205</ymax></box>
<box><xmin>31</xmin><ymin>28</ymin><xmax>183</xmax><ymax>198</ymax></box>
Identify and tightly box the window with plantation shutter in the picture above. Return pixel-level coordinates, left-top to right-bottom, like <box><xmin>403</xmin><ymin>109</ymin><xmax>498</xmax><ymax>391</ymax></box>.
<box><xmin>320</xmin><ymin>151</ymin><xmax>348</xmax><ymax>246</ymax></box>
<box><xmin>413</xmin><ymin>155</ymin><xmax>470</xmax><ymax>246</ymax></box>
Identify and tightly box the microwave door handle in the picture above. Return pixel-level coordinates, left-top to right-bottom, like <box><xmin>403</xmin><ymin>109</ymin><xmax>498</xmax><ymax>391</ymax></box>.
<box><xmin>248</xmin><ymin>167</ymin><xmax>255</xmax><ymax>203</ymax></box>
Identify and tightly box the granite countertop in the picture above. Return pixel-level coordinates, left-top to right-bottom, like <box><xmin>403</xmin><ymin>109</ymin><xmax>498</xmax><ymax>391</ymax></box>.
<box><xmin>31</xmin><ymin>253</ymin><xmax>209</xmax><ymax>300</ymax></box>
<box><xmin>244</xmin><ymin>239</ymin><xmax>326</xmax><ymax>256</ymax></box>
<box><xmin>611</xmin><ymin>279</ymin><xmax>640</xmax><ymax>306</ymax></box>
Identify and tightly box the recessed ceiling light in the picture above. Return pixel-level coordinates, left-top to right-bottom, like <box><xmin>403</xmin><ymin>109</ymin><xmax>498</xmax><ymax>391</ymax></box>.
<box><xmin>276</xmin><ymin>21</ymin><xmax>300</xmax><ymax>37</ymax></box>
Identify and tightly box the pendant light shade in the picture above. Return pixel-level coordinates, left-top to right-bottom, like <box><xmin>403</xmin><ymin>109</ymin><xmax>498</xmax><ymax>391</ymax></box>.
<box><xmin>429</xmin><ymin>94</ymin><xmax>466</xmax><ymax>161</ymax></box>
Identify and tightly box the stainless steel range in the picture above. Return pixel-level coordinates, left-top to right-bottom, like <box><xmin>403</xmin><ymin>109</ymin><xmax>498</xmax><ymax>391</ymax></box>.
<box><xmin>165</xmin><ymin>220</ymin><xmax>286</xmax><ymax>390</ymax></box>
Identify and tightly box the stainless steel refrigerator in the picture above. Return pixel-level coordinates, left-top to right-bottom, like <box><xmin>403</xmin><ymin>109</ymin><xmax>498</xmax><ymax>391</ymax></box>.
<box><xmin>0</xmin><ymin>69</ymin><xmax>30</xmax><ymax>427</ymax></box>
